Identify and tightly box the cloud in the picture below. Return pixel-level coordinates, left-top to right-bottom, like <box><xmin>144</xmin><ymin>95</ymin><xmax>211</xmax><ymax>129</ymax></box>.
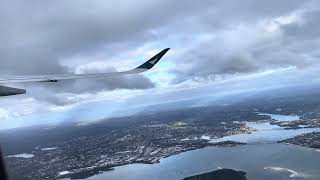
<box><xmin>163</xmin><ymin>1</ymin><xmax>320</xmax><ymax>84</ymax></box>
<box><xmin>1</xmin><ymin>0</ymin><xmax>316</xmax><ymax>88</ymax></box>
<box><xmin>2</xmin><ymin>0</ymin><xmax>320</xmax><ymax>127</ymax></box>
<box><xmin>171</xmin><ymin>8</ymin><xmax>318</xmax><ymax>82</ymax></box>
<box><xmin>1</xmin><ymin>0</ymin><xmax>179</xmax><ymax>92</ymax></box>
<box><xmin>0</xmin><ymin>108</ymin><xmax>11</xmax><ymax>119</ymax></box>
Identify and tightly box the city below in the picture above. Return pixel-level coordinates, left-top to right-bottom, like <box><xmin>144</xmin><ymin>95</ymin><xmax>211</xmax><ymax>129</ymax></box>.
<box><xmin>1</xmin><ymin>90</ymin><xmax>320</xmax><ymax>180</ymax></box>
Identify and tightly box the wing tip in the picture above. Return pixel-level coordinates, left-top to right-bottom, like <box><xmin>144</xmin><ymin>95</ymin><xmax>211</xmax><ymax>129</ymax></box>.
<box><xmin>136</xmin><ymin>48</ymin><xmax>170</xmax><ymax>70</ymax></box>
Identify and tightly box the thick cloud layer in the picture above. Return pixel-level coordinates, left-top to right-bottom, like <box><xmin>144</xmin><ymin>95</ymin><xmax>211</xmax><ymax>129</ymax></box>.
<box><xmin>0</xmin><ymin>0</ymin><xmax>211</xmax><ymax>73</ymax></box>
<box><xmin>1</xmin><ymin>0</ymin><xmax>193</xmax><ymax>91</ymax></box>
<box><xmin>169</xmin><ymin>0</ymin><xmax>320</xmax><ymax>82</ymax></box>
<box><xmin>2</xmin><ymin>0</ymin><xmax>320</xmax><ymax>126</ymax></box>
<box><xmin>1</xmin><ymin>0</ymin><xmax>317</xmax><ymax>84</ymax></box>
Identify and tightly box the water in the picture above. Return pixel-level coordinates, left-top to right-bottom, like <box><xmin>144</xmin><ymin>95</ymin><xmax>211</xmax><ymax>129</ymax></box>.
<box><xmin>212</xmin><ymin>122</ymin><xmax>320</xmax><ymax>143</ymax></box>
<box><xmin>86</xmin><ymin>113</ymin><xmax>320</xmax><ymax>180</ymax></box>
<box><xmin>257</xmin><ymin>113</ymin><xmax>300</xmax><ymax>121</ymax></box>
<box><xmin>87</xmin><ymin>144</ymin><xmax>320</xmax><ymax>180</ymax></box>
<box><xmin>212</xmin><ymin>113</ymin><xmax>320</xmax><ymax>143</ymax></box>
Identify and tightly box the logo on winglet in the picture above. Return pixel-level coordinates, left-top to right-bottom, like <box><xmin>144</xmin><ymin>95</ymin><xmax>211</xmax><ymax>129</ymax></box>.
<box><xmin>149</xmin><ymin>55</ymin><xmax>159</xmax><ymax>65</ymax></box>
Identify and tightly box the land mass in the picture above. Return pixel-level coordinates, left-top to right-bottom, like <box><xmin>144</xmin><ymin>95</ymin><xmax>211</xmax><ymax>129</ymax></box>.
<box><xmin>2</xmin><ymin>106</ymin><xmax>256</xmax><ymax>180</ymax></box>
<box><xmin>280</xmin><ymin>132</ymin><xmax>320</xmax><ymax>149</ymax></box>
<box><xmin>3</xmin><ymin>87</ymin><xmax>320</xmax><ymax>179</ymax></box>
<box><xmin>183</xmin><ymin>168</ymin><xmax>247</xmax><ymax>180</ymax></box>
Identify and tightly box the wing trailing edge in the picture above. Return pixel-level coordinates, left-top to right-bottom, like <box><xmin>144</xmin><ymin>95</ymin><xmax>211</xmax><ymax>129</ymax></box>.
<box><xmin>0</xmin><ymin>48</ymin><xmax>170</xmax><ymax>84</ymax></box>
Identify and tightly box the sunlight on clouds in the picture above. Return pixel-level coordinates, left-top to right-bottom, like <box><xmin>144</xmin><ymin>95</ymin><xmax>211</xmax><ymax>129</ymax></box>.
<box><xmin>49</xmin><ymin>89</ymin><xmax>144</xmax><ymax>113</ymax></box>
<box><xmin>0</xmin><ymin>108</ymin><xmax>10</xmax><ymax>119</ymax></box>
<box><xmin>2</xmin><ymin>0</ymin><xmax>320</xmax><ymax>130</ymax></box>
<box><xmin>1</xmin><ymin>65</ymin><xmax>319</xmax><ymax>130</ymax></box>
<box><xmin>264</xmin><ymin>12</ymin><xmax>301</xmax><ymax>33</ymax></box>
<box><xmin>49</xmin><ymin>104</ymin><xmax>75</xmax><ymax>112</ymax></box>
<box><xmin>0</xmin><ymin>97</ymin><xmax>52</xmax><ymax>121</ymax></box>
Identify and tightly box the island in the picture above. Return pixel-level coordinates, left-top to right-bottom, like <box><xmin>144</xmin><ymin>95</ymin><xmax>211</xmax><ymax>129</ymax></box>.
<box><xmin>183</xmin><ymin>168</ymin><xmax>247</xmax><ymax>180</ymax></box>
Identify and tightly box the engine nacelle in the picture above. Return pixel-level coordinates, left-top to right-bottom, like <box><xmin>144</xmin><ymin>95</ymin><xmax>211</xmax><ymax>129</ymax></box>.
<box><xmin>0</xmin><ymin>85</ymin><xmax>26</xmax><ymax>96</ymax></box>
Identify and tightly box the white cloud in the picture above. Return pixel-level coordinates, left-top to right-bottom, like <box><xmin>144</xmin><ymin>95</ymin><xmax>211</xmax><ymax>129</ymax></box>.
<box><xmin>0</xmin><ymin>108</ymin><xmax>10</xmax><ymax>119</ymax></box>
<box><xmin>2</xmin><ymin>0</ymin><xmax>320</xmax><ymax>129</ymax></box>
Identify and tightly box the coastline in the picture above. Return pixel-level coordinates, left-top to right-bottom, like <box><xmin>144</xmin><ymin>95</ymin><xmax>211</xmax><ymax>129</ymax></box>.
<box><xmin>58</xmin><ymin>141</ymin><xmax>246</xmax><ymax>179</ymax></box>
<box><xmin>85</xmin><ymin>142</ymin><xmax>320</xmax><ymax>180</ymax></box>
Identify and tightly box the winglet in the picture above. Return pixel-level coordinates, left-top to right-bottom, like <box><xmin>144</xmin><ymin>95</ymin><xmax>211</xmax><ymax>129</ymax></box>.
<box><xmin>136</xmin><ymin>48</ymin><xmax>170</xmax><ymax>70</ymax></box>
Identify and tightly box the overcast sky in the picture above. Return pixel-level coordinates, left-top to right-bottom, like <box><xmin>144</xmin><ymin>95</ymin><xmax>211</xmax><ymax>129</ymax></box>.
<box><xmin>2</xmin><ymin>0</ymin><xmax>320</xmax><ymax>129</ymax></box>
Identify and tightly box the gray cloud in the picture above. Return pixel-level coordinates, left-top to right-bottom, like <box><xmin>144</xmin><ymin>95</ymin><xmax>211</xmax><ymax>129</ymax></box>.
<box><xmin>3</xmin><ymin>0</ymin><xmax>320</xmax><ymax>128</ymax></box>
<box><xmin>1</xmin><ymin>0</ymin><xmax>180</xmax><ymax>93</ymax></box>
<box><xmin>46</xmin><ymin>69</ymin><xmax>155</xmax><ymax>94</ymax></box>
<box><xmin>1</xmin><ymin>0</ymin><xmax>319</xmax><ymax>100</ymax></box>
<box><xmin>170</xmin><ymin>1</ymin><xmax>320</xmax><ymax>82</ymax></box>
<box><xmin>0</xmin><ymin>0</ymin><xmax>219</xmax><ymax>95</ymax></box>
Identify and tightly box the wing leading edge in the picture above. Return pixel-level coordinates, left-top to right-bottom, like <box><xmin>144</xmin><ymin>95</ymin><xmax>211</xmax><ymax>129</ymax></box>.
<box><xmin>0</xmin><ymin>48</ymin><xmax>170</xmax><ymax>84</ymax></box>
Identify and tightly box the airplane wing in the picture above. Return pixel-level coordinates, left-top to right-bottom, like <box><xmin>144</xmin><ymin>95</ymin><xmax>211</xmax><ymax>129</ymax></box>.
<box><xmin>0</xmin><ymin>48</ymin><xmax>170</xmax><ymax>84</ymax></box>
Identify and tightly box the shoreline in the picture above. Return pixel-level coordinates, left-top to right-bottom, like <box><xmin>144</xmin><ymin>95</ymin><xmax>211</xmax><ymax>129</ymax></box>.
<box><xmin>4</xmin><ymin>111</ymin><xmax>320</xmax><ymax>179</ymax></box>
<box><xmin>58</xmin><ymin>140</ymin><xmax>246</xmax><ymax>179</ymax></box>
<box><xmin>72</xmin><ymin>141</ymin><xmax>320</xmax><ymax>180</ymax></box>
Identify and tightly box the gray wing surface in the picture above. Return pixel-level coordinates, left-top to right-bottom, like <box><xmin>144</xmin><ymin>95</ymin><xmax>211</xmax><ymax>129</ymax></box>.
<box><xmin>0</xmin><ymin>48</ymin><xmax>170</xmax><ymax>84</ymax></box>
